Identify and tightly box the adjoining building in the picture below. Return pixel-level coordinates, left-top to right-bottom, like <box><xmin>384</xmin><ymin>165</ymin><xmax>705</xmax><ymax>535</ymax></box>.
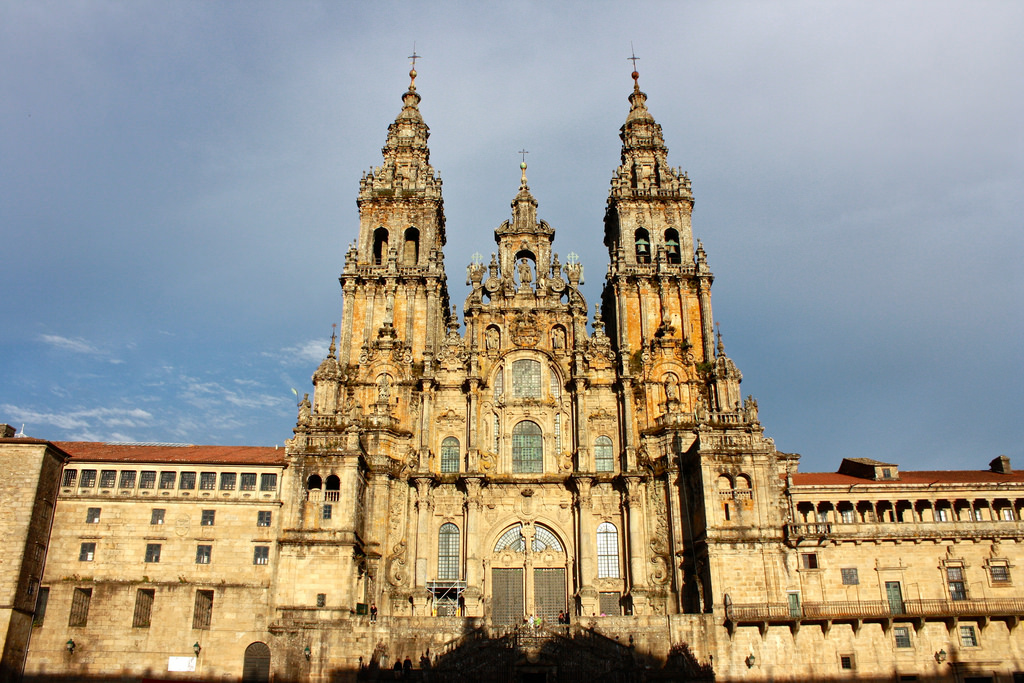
<box><xmin>3</xmin><ymin>69</ymin><xmax>1022</xmax><ymax>682</ymax></box>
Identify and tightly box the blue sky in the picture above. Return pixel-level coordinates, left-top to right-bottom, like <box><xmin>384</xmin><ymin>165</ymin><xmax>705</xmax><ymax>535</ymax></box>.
<box><xmin>1</xmin><ymin>1</ymin><xmax>1021</xmax><ymax>473</ymax></box>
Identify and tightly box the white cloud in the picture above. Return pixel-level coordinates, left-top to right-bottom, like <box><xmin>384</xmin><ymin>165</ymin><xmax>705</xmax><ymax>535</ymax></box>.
<box><xmin>39</xmin><ymin>334</ymin><xmax>100</xmax><ymax>354</ymax></box>
<box><xmin>269</xmin><ymin>339</ymin><xmax>329</xmax><ymax>366</ymax></box>
<box><xmin>0</xmin><ymin>404</ymin><xmax>155</xmax><ymax>436</ymax></box>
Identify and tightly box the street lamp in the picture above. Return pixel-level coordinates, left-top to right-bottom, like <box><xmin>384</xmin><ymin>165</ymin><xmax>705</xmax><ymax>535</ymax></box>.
<box><xmin>65</xmin><ymin>639</ymin><xmax>75</xmax><ymax>655</ymax></box>
<box><xmin>745</xmin><ymin>654</ymin><xmax>756</xmax><ymax>668</ymax></box>
<box><xmin>304</xmin><ymin>646</ymin><xmax>312</xmax><ymax>661</ymax></box>
<box><xmin>193</xmin><ymin>642</ymin><xmax>202</xmax><ymax>657</ymax></box>
<box><xmin>935</xmin><ymin>649</ymin><xmax>947</xmax><ymax>664</ymax></box>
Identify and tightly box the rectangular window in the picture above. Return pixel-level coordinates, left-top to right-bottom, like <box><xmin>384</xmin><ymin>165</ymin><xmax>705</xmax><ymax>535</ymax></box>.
<box><xmin>200</xmin><ymin>510</ymin><xmax>215</xmax><ymax>526</ymax></box>
<box><xmin>159</xmin><ymin>472</ymin><xmax>176</xmax><ymax>489</ymax></box>
<box><xmin>840</xmin><ymin>654</ymin><xmax>855</xmax><ymax>670</ymax></box>
<box><xmin>68</xmin><ymin>587</ymin><xmax>92</xmax><ymax>627</ymax></box>
<box><xmin>179</xmin><ymin>471</ymin><xmax>196</xmax><ymax>490</ymax></box>
<box><xmin>1002</xmin><ymin>508</ymin><xmax>1016</xmax><ymax>521</ymax></box>
<box><xmin>200</xmin><ymin>472</ymin><xmax>216</xmax><ymax>490</ymax></box>
<box><xmin>990</xmin><ymin>564</ymin><xmax>1011</xmax><ymax>583</ymax></box>
<box><xmin>960</xmin><ymin>625</ymin><xmax>978</xmax><ymax>647</ymax></box>
<box><xmin>62</xmin><ymin>469</ymin><xmax>78</xmax><ymax>487</ymax></box>
<box><xmin>79</xmin><ymin>542</ymin><xmax>95</xmax><ymax>562</ymax></box>
<box><xmin>257</xmin><ymin>511</ymin><xmax>272</xmax><ymax>527</ymax></box>
<box><xmin>133</xmin><ymin>588</ymin><xmax>154</xmax><ymax>628</ymax></box>
<box><xmin>322</xmin><ymin>504</ymin><xmax>332</xmax><ymax>520</ymax></box>
<box><xmin>948</xmin><ymin>567</ymin><xmax>967</xmax><ymax>600</ymax></box>
<box><xmin>193</xmin><ymin>590</ymin><xmax>214</xmax><ymax>630</ymax></box>
<box><xmin>150</xmin><ymin>508</ymin><xmax>165</xmax><ymax>525</ymax></box>
<box><xmin>254</xmin><ymin>546</ymin><xmax>269</xmax><ymax>565</ymax></box>
<box><xmin>195</xmin><ymin>544</ymin><xmax>212</xmax><ymax>564</ymax></box>
<box><xmin>841</xmin><ymin>568</ymin><xmax>859</xmax><ymax>585</ymax></box>
<box><xmin>119</xmin><ymin>470</ymin><xmax>137</xmax><ymax>488</ymax></box>
<box><xmin>894</xmin><ymin>626</ymin><xmax>912</xmax><ymax>648</ymax></box>
<box><xmin>139</xmin><ymin>471</ymin><xmax>156</xmax><ymax>489</ymax></box>
<box><xmin>598</xmin><ymin>591</ymin><xmax>620</xmax><ymax>616</ymax></box>
<box><xmin>145</xmin><ymin>543</ymin><xmax>161</xmax><ymax>563</ymax></box>
<box><xmin>800</xmin><ymin>553</ymin><xmax>819</xmax><ymax>569</ymax></box>
<box><xmin>840</xmin><ymin>509</ymin><xmax>855</xmax><ymax>523</ymax></box>
<box><xmin>86</xmin><ymin>507</ymin><xmax>101</xmax><ymax>524</ymax></box>
<box><xmin>240</xmin><ymin>473</ymin><xmax>257</xmax><ymax>491</ymax></box>
<box><xmin>99</xmin><ymin>470</ymin><xmax>116</xmax><ymax>488</ymax></box>
<box><xmin>936</xmin><ymin>507</ymin><xmax>950</xmax><ymax>522</ymax></box>
<box><xmin>220</xmin><ymin>472</ymin><xmax>237</xmax><ymax>490</ymax></box>
<box><xmin>33</xmin><ymin>586</ymin><xmax>49</xmax><ymax>626</ymax></box>
<box><xmin>79</xmin><ymin>469</ymin><xmax>97</xmax><ymax>488</ymax></box>
<box><xmin>260</xmin><ymin>473</ymin><xmax>277</xmax><ymax>491</ymax></box>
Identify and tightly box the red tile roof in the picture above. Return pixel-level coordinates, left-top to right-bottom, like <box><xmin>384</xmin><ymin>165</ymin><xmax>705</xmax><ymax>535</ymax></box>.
<box><xmin>792</xmin><ymin>470</ymin><xmax>1024</xmax><ymax>486</ymax></box>
<box><xmin>54</xmin><ymin>442</ymin><xmax>285</xmax><ymax>466</ymax></box>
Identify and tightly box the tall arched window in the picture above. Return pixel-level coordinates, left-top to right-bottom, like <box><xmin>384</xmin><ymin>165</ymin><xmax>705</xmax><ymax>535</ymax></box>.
<box><xmin>596</xmin><ymin>522</ymin><xmax>619</xmax><ymax>578</ymax></box>
<box><xmin>635</xmin><ymin>228</ymin><xmax>651</xmax><ymax>264</ymax></box>
<box><xmin>403</xmin><ymin>227</ymin><xmax>420</xmax><ymax>265</ymax></box>
<box><xmin>372</xmin><ymin>228</ymin><xmax>389</xmax><ymax>266</ymax></box>
<box><xmin>494</xmin><ymin>366</ymin><xmax>504</xmax><ymax>397</ymax></box>
<box><xmin>441</xmin><ymin>437</ymin><xmax>460</xmax><ymax>473</ymax></box>
<box><xmin>438</xmin><ymin>523</ymin><xmax>460</xmax><ymax>580</ymax></box>
<box><xmin>512</xmin><ymin>359</ymin><xmax>541</xmax><ymax>398</ymax></box>
<box><xmin>665</xmin><ymin>228</ymin><xmax>681</xmax><ymax>264</ymax></box>
<box><xmin>594</xmin><ymin>436</ymin><xmax>614</xmax><ymax>472</ymax></box>
<box><xmin>512</xmin><ymin>421</ymin><xmax>543</xmax><ymax>473</ymax></box>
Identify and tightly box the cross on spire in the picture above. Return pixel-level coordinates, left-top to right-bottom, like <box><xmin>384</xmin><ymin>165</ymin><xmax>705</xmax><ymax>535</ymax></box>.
<box><xmin>408</xmin><ymin>44</ymin><xmax>420</xmax><ymax>69</ymax></box>
<box><xmin>628</xmin><ymin>44</ymin><xmax>640</xmax><ymax>71</ymax></box>
<box><xmin>518</xmin><ymin>149</ymin><xmax>529</xmax><ymax>164</ymax></box>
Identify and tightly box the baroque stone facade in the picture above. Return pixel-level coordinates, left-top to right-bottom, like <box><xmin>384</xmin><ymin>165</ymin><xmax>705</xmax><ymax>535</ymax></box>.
<box><xmin>3</xmin><ymin>71</ymin><xmax>1024</xmax><ymax>682</ymax></box>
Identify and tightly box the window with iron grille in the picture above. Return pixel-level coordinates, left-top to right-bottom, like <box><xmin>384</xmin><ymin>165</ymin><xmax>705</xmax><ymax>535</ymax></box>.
<box><xmin>86</xmin><ymin>507</ymin><xmax>101</xmax><ymax>524</ymax></box>
<box><xmin>179</xmin><ymin>472</ymin><xmax>196</xmax><ymax>490</ymax></box>
<box><xmin>150</xmin><ymin>508</ymin><xmax>165</xmax><ymax>525</ymax></box>
<box><xmin>894</xmin><ymin>626</ymin><xmax>912</xmax><ymax>648</ymax></box>
<box><xmin>253</xmin><ymin>546</ymin><xmax>269</xmax><ymax>565</ymax></box>
<box><xmin>69</xmin><ymin>587</ymin><xmax>92</xmax><ymax>627</ymax></box>
<box><xmin>512</xmin><ymin>420</ymin><xmax>543</xmax><ymax>473</ymax></box>
<box><xmin>220</xmin><ymin>472</ymin><xmax>237</xmax><ymax>490</ymax></box>
<box><xmin>840</xmin><ymin>654</ymin><xmax>855</xmax><ymax>670</ymax></box>
<box><xmin>441</xmin><ymin>437</ymin><xmax>460</xmax><ymax>473</ymax></box>
<box><xmin>948</xmin><ymin>567</ymin><xmax>967</xmax><ymax>600</ymax></box>
<box><xmin>119</xmin><ymin>470</ymin><xmax>136</xmax><ymax>488</ymax></box>
<box><xmin>512</xmin><ymin>359</ymin><xmax>541</xmax><ymax>398</ymax></box>
<box><xmin>159</xmin><ymin>472</ymin><xmax>176</xmax><ymax>489</ymax></box>
<box><xmin>598</xmin><ymin>591</ymin><xmax>620</xmax><ymax>616</ymax></box>
<box><xmin>990</xmin><ymin>563</ymin><xmax>1011</xmax><ymax>583</ymax></box>
<box><xmin>597</xmin><ymin>522</ymin><xmax>620</xmax><ymax>578</ymax></box>
<box><xmin>438</xmin><ymin>523</ymin><xmax>460</xmax><ymax>580</ymax></box>
<box><xmin>260</xmin><ymin>473</ymin><xmax>277</xmax><ymax>491</ymax></box>
<box><xmin>193</xmin><ymin>590</ymin><xmax>213</xmax><ymax>629</ymax></box>
<box><xmin>33</xmin><ymin>587</ymin><xmax>49</xmax><ymax>626</ymax></box>
<box><xmin>554</xmin><ymin>413</ymin><xmax>561</xmax><ymax>454</ymax></box>
<box><xmin>99</xmin><ymin>470</ymin><xmax>116</xmax><ymax>488</ymax></box>
<box><xmin>841</xmin><ymin>568</ymin><xmax>859</xmax><ymax>585</ymax></box>
<box><xmin>195</xmin><ymin>545</ymin><xmax>211</xmax><ymax>564</ymax></box>
<box><xmin>133</xmin><ymin>588</ymin><xmax>154</xmax><ymax>628</ymax></box>
<box><xmin>550</xmin><ymin>370</ymin><xmax>560</xmax><ymax>398</ymax></box>
<box><xmin>79</xmin><ymin>470</ymin><xmax>96</xmax><ymax>488</ymax></box>
<box><xmin>144</xmin><ymin>543</ymin><xmax>161</xmax><ymax>563</ymax></box>
<box><xmin>493</xmin><ymin>414</ymin><xmax>500</xmax><ymax>451</ymax></box>
<box><xmin>200</xmin><ymin>510</ymin><xmax>215</xmax><ymax>526</ymax></box>
<box><xmin>79</xmin><ymin>543</ymin><xmax>95</xmax><ymax>562</ymax></box>
<box><xmin>594</xmin><ymin>436</ymin><xmax>614</xmax><ymax>472</ymax></box>
<box><xmin>240</xmin><ymin>473</ymin><xmax>257</xmax><ymax>491</ymax></box>
<box><xmin>200</xmin><ymin>472</ymin><xmax>216</xmax><ymax>490</ymax></box>
<box><xmin>494</xmin><ymin>367</ymin><xmax>503</xmax><ymax>397</ymax></box>
<box><xmin>257</xmin><ymin>511</ymin><xmax>272</xmax><ymax>527</ymax></box>
<box><xmin>62</xmin><ymin>469</ymin><xmax>77</xmax><ymax>487</ymax></box>
<box><xmin>139</xmin><ymin>471</ymin><xmax>156</xmax><ymax>489</ymax></box>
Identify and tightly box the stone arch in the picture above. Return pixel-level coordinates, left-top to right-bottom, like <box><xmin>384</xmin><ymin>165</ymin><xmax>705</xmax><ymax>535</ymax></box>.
<box><xmin>634</xmin><ymin>228</ymin><xmax>651</xmax><ymax>263</ymax></box>
<box><xmin>242</xmin><ymin>642</ymin><xmax>271</xmax><ymax>683</ymax></box>
<box><xmin>403</xmin><ymin>227</ymin><xmax>420</xmax><ymax>264</ymax></box>
<box><xmin>665</xmin><ymin>228</ymin><xmax>681</xmax><ymax>264</ymax></box>
<box><xmin>372</xmin><ymin>227</ymin><xmax>389</xmax><ymax>266</ymax></box>
<box><xmin>306</xmin><ymin>474</ymin><xmax>322</xmax><ymax>490</ymax></box>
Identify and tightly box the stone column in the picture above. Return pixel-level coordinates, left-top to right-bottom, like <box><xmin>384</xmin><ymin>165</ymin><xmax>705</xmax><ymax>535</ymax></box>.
<box><xmin>463</xmin><ymin>477</ymin><xmax>484</xmax><ymax>615</ymax></box>
<box><xmin>467</xmin><ymin>379</ymin><xmax>479</xmax><ymax>470</ymax></box>
<box><xmin>624</xmin><ymin>477</ymin><xmax>648</xmax><ymax>612</ymax></box>
<box><xmin>340</xmin><ymin>280</ymin><xmax>357</xmax><ymax>364</ymax></box>
<box><xmin>696</xmin><ymin>276</ymin><xmax>714</xmax><ymax>364</ymax></box>
<box><xmin>664</xmin><ymin>461</ymin><xmax>687</xmax><ymax>613</ymax></box>
<box><xmin>575</xmin><ymin>477</ymin><xmax>598</xmax><ymax>616</ymax></box>
<box><xmin>620</xmin><ymin>378</ymin><xmax>637</xmax><ymax>471</ymax></box>
<box><xmin>572</xmin><ymin>378</ymin><xmax>588</xmax><ymax>469</ymax></box>
<box><xmin>413</xmin><ymin>477</ymin><xmax>433</xmax><ymax>614</ymax></box>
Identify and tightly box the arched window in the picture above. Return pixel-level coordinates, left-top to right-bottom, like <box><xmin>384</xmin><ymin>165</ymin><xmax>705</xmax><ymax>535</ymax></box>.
<box><xmin>512</xmin><ymin>421</ymin><xmax>543</xmax><ymax>473</ymax></box>
<box><xmin>306</xmin><ymin>474</ymin><xmax>322</xmax><ymax>490</ymax></box>
<box><xmin>532</xmin><ymin>525</ymin><xmax>563</xmax><ymax>552</ymax></box>
<box><xmin>494</xmin><ymin>366</ymin><xmax>504</xmax><ymax>397</ymax></box>
<box><xmin>403</xmin><ymin>227</ymin><xmax>420</xmax><ymax>265</ymax></box>
<box><xmin>441</xmin><ymin>437</ymin><xmax>459</xmax><ymax>473</ymax></box>
<box><xmin>372</xmin><ymin>228</ymin><xmax>389</xmax><ymax>266</ymax></box>
<box><xmin>550</xmin><ymin>366</ymin><xmax>561</xmax><ymax>398</ymax></box>
<box><xmin>635</xmin><ymin>228</ymin><xmax>651</xmax><ymax>264</ymax></box>
<box><xmin>493</xmin><ymin>524</ymin><xmax>563</xmax><ymax>553</ymax></box>
<box><xmin>512</xmin><ymin>359</ymin><xmax>541</xmax><ymax>398</ymax></box>
<box><xmin>325</xmin><ymin>475</ymin><xmax>340</xmax><ymax>502</ymax></box>
<box><xmin>594</xmin><ymin>436</ymin><xmax>614</xmax><ymax>472</ymax></box>
<box><xmin>596</xmin><ymin>522</ymin><xmax>619</xmax><ymax>578</ymax></box>
<box><xmin>438</xmin><ymin>523</ymin><xmax>459</xmax><ymax>580</ymax></box>
<box><xmin>665</xmin><ymin>228</ymin><xmax>681</xmax><ymax>264</ymax></box>
<box><xmin>494</xmin><ymin>525</ymin><xmax>526</xmax><ymax>552</ymax></box>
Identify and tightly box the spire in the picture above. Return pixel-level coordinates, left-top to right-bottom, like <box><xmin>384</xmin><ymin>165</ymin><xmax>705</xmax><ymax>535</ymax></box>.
<box><xmin>509</xmin><ymin>153</ymin><xmax>539</xmax><ymax>230</ymax></box>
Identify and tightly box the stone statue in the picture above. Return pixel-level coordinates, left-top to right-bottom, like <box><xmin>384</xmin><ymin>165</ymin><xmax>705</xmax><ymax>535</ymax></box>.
<box><xmin>486</xmin><ymin>327</ymin><xmax>500</xmax><ymax>350</ymax></box>
<box><xmin>552</xmin><ymin>327</ymin><xmax>565</xmax><ymax>349</ymax></box>
<box><xmin>298</xmin><ymin>393</ymin><xmax>311</xmax><ymax>425</ymax></box>
<box><xmin>518</xmin><ymin>258</ymin><xmax>533</xmax><ymax>285</ymax></box>
<box><xmin>377</xmin><ymin>374</ymin><xmax>391</xmax><ymax>403</ymax></box>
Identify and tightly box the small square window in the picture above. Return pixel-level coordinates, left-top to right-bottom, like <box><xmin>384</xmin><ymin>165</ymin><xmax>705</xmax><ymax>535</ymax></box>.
<box><xmin>200</xmin><ymin>472</ymin><xmax>216</xmax><ymax>490</ymax></box>
<box><xmin>79</xmin><ymin>470</ymin><xmax>97</xmax><ymax>488</ymax></box>
<box><xmin>253</xmin><ymin>546</ymin><xmax>269</xmax><ymax>565</ymax></box>
<box><xmin>260</xmin><ymin>473</ymin><xmax>278</xmax><ymax>492</ymax></box>
<box><xmin>62</xmin><ymin>470</ymin><xmax>78</xmax><ymax>487</ymax></box>
<box><xmin>322</xmin><ymin>504</ymin><xmax>332</xmax><ymax>520</ymax></box>
<box><xmin>316</xmin><ymin>593</ymin><xmax>326</xmax><ymax>608</ymax></box>
<box><xmin>220</xmin><ymin>472</ymin><xmax>237</xmax><ymax>490</ymax></box>
<box><xmin>894</xmin><ymin>626</ymin><xmax>912</xmax><ymax>648</ymax></box>
<box><xmin>144</xmin><ymin>543</ymin><xmax>161</xmax><ymax>563</ymax></box>
<box><xmin>800</xmin><ymin>553</ymin><xmax>819</xmax><ymax>569</ymax></box>
<box><xmin>257</xmin><ymin>511</ymin><xmax>272</xmax><ymax>527</ymax></box>
<box><xmin>159</xmin><ymin>472</ymin><xmax>176</xmax><ymax>489</ymax></box>
<box><xmin>195</xmin><ymin>545</ymin><xmax>212</xmax><ymax>564</ymax></box>
<box><xmin>179</xmin><ymin>471</ymin><xmax>196</xmax><ymax>490</ymax></box>
<box><xmin>119</xmin><ymin>470</ymin><xmax>137</xmax><ymax>488</ymax></box>
<box><xmin>85</xmin><ymin>507</ymin><xmax>101</xmax><ymax>524</ymax></box>
<box><xmin>139</xmin><ymin>471</ymin><xmax>156</xmax><ymax>489</ymax></box>
<box><xmin>960</xmin><ymin>625</ymin><xmax>978</xmax><ymax>647</ymax></box>
<box><xmin>841</xmin><ymin>568</ymin><xmax>859</xmax><ymax>585</ymax></box>
<box><xmin>99</xmin><ymin>470</ymin><xmax>116</xmax><ymax>488</ymax></box>
<box><xmin>200</xmin><ymin>510</ymin><xmax>215</xmax><ymax>526</ymax></box>
<box><xmin>990</xmin><ymin>564</ymin><xmax>1011</xmax><ymax>583</ymax></box>
<box><xmin>150</xmin><ymin>508</ymin><xmax>165</xmax><ymax>525</ymax></box>
<box><xmin>240</xmin><ymin>473</ymin><xmax>257</xmax><ymax>491</ymax></box>
<box><xmin>840</xmin><ymin>654</ymin><xmax>855</xmax><ymax>670</ymax></box>
<box><xmin>79</xmin><ymin>542</ymin><xmax>96</xmax><ymax>562</ymax></box>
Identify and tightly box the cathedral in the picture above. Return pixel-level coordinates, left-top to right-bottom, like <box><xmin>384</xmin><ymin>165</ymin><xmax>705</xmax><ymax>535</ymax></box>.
<box><xmin>3</xmin><ymin>68</ymin><xmax>1024</xmax><ymax>683</ymax></box>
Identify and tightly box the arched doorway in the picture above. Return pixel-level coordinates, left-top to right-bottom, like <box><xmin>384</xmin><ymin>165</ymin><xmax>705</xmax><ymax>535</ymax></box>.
<box><xmin>490</xmin><ymin>523</ymin><xmax>568</xmax><ymax>626</ymax></box>
<box><xmin>242</xmin><ymin>642</ymin><xmax>271</xmax><ymax>683</ymax></box>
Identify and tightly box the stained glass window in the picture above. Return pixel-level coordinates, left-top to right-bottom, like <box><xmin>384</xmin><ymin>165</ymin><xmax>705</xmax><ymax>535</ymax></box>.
<box><xmin>512</xmin><ymin>360</ymin><xmax>541</xmax><ymax>398</ymax></box>
<box><xmin>512</xmin><ymin>421</ymin><xmax>543</xmax><ymax>473</ymax></box>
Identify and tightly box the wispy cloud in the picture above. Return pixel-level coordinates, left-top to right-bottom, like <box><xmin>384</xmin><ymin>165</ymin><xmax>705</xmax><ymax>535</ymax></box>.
<box><xmin>39</xmin><ymin>334</ymin><xmax>101</xmax><ymax>354</ymax></box>
<box><xmin>0</xmin><ymin>404</ymin><xmax>155</xmax><ymax>436</ymax></box>
<box><xmin>268</xmin><ymin>339</ymin><xmax>328</xmax><ymax>366</ymax></box>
